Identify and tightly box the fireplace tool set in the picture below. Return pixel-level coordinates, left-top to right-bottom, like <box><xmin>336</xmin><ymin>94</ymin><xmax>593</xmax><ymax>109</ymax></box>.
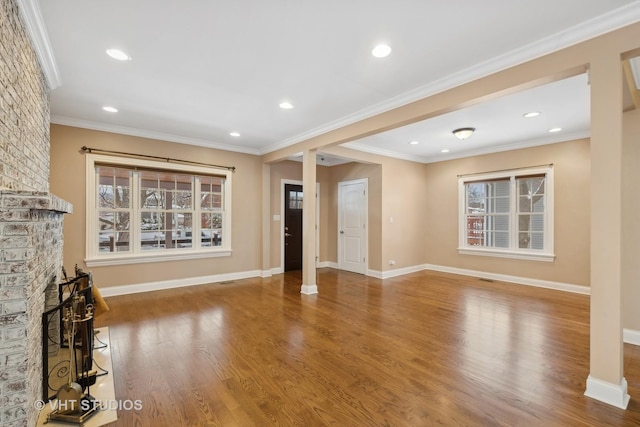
<box><xmin>47</xmin><ymin>292</ymin><xmax>99</xmax><ymax>425</ymax></box>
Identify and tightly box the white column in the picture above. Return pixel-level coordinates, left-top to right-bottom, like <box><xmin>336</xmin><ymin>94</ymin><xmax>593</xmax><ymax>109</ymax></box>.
<box><xmin>301</xmin><ymin>149</ymin><xmax>318</xmax><ymax>294</ymax></box>
<box><xmin>261</xmin><ymin>163</ymin><xmax>271</xmax><ymax>277</ymax></box>
<box><xmin>584</xmin><ymin>52</ymin><xmax>629</xmax><ymax>409</ymax></box>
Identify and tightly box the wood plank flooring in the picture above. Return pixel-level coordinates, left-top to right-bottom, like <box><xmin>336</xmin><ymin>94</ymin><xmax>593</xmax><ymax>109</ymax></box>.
<box><xmin>95</xmin><ymin>268</ymin><xmax>640</xmax><ymax>426</ymax></box>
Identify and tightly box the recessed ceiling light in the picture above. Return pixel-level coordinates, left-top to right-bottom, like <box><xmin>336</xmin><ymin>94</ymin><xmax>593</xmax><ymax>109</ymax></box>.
<box><xmin>106</xmin><ymin>49</ymin><xmax>131</xmax><ymax>61</ymax></box>
<box><xmin>548</xmin><ymin>127</ymin><xmax>562</xmax><ymax>133</ymax></box>
<box><xmin>441</xmin><ymin>149</ymin><xmax>450</xmax><ymax>153</ymax></box>
<box><xmin>371</xmin><ymin>44</ymin><xmax>392</xmax><ymax>58</ymax></box>
<box><xmin>409</xmin><ymin>140</ymin><xmax>419</xmax><ymax>145</ymax></box>
<box><xmin>229</xmin><ymin>132</ymin><xmax>240</xmax><ymax>137</ymax></box>
<box><xmin>523</xmin><ymin>112</ymin><xmax>540</xmax><ymax>118</ymax></box>
<box><xmin>279</xmin><ymin>101</ymin><xmax>294</xmax><ymax>109</ymax></box>
<box><xmin>102</xmin><ymin>106</ymin><xmax>118</xmax><ymax>113</ymax></box>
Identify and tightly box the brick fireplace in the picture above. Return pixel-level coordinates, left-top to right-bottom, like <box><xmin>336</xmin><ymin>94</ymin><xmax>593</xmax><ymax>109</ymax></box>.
<box><xmin>0</xmin><ymin>192</ymin><xmax>71</xmax><ymax>425</ymax></box>
<box><xmin>1</xmin><ymin>0</ymin><xmax>71</xmax><ymax>425</ymax></box>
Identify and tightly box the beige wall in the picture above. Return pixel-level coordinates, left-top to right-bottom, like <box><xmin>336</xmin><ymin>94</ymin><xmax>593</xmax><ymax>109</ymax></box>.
<box><xmin>268</xmin><ymin>160</ymin><xmax>302</xmax><ymax>270</ymax></box>
<box><xmin>380</xmin><ymin>158</ymin><xmax>429</xmax><ymax>271</ymax></box>
<box><xmin>50</xmin><ymin>124</ymin><xmax>263</xmax><ymax>288</ymax></box>
<box><xmin>424</xmin><ymin>139</ymin><xmax>591</xmax><ymax>286</ymax></box>
<box><xmin>623</xmin><ymin>108</ymin><xmax>640</xmax><ymax>331</ymax></box>
<box><xmin>321</xmin><ymin>162</ymin><xmax>383</xmax><ymax>270</ymax></box>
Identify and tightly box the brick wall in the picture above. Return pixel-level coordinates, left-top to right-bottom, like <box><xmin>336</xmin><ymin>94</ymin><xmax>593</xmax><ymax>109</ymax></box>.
<box><xmin>0</xmin><ymin>0</ymin><xmax>51</xmax><ymax>193</ymax></box>
<box><xmin>0</xmin><ymin>1</ymin><xmax>71</xmax><ymax>426</ymax></box>
<box><xmin>0</xmin><ymin>193</ymin><xmax>71</xmax><ymax>426</ymax></box>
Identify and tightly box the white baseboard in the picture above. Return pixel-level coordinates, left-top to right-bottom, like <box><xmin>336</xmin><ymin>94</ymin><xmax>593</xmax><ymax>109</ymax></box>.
<box><xmin>584</xmin><ymin>376</ymin><xmax>630</xmax><ymax>409</ymax></box>
<box><xmin>367</xmin><ymin>263</ymin><xmax>588</xmax><ymax>296</ymax></box>
<box><xmin>424</xmin><ymin>264</ymin><xmax>590</xmax><ymax>295</ymax></box>
<box><xmin>372</xmin><ymin>264</ymin><xmax>429</xmax><ymax>280</ymax></box>
<box><xmin>271</xmin><ymin>267</ymin><xmax>283</xmax><ymax>275</ymax></box>
<box><xmin>624</xmin><ymin>328</ymin><xmax>640</xmax><ymax>346</ymax></box>
<box><xmin>261</xmin><ymin>270</ymin><xmax>272</xmax><ymax>278</ymax></box>
<box><xmin>367</xmin><ymin>269</ymin><xmax>383</xmax><ymax>279</ymax></box>
<box><xmin>318</xmin><ymin>261</ymin><xmax>338</xmax><ymax>269</ymax></box>
<box><xmin>100</xmin><ymin>269</ymin><xmax>263</xmax><ymax>297</ymax></box>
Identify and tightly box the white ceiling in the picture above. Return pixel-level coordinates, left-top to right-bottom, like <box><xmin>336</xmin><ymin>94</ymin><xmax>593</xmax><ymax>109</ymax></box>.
<box><xmin>36</xmin><ymin>0</ymin><xmax>640</xmax><ymax>163</ymax></box>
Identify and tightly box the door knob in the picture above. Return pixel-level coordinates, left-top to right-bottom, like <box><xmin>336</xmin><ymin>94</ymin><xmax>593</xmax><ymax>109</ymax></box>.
<box><xmin>340</xmin><ymin>230</ymin><xmax>344</xmax><ymax>234</ymax></box>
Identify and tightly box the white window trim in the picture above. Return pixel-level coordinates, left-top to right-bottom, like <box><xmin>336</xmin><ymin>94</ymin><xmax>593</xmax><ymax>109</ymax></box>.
<box><xmin>457</xmin><ymin>166</ymin><xmax>554</xmax><ymax>262</ymax></box>
<box><xmin>85</xmin><ymin>153</ymin><xmax>232</xmax><ymax>267</ymax></box>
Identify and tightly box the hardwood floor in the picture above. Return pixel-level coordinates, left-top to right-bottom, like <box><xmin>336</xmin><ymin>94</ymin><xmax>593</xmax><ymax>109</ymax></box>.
<box><xmin>95</xmin><ymin>269</ymin><xmax>640</xmax><ymax>426</ymax></box>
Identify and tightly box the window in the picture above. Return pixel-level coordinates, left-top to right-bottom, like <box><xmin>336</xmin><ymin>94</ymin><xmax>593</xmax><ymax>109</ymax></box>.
<box><xmin>86</xmin><ymin>154</ymin><xmax>232</xmax><ymax>266</ymax></box>
<box><xmin>458</xmin><ymin>166</ymin><xmax>554</xmax><ymax>261</ymax></box>
<box><xmin>288</xmin><ymin>190</ymin><xmax>303</xmax><ymax>209</ymax></box>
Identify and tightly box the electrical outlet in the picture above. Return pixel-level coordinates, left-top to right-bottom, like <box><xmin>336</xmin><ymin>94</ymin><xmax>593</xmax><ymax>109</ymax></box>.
<box><xmin>388</xmin><ymin>259</ymin><xmax>396</xmax><ymax>265</ymax></box>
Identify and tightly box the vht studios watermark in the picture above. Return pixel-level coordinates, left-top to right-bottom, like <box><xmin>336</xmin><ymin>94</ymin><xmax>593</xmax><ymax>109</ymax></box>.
<box><xmin>34</xmin><ymin>398</ymin><xmax>143</xmax><ymax>412</ymax></box>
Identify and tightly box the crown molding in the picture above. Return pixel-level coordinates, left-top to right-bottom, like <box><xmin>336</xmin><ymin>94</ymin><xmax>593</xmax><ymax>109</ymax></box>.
<box><xmin>16</xmin><ymin>0</ymin><xmax>61</xmax><ymax>89</ymax></box>
<box><xmin>262</xmin><ymin>2</ymin><xmax>640</xmax><ymax>155</ymax></box>
<box><xmin>344</xmin><ymin>130</ymin><xmax>590</xmax><ymax>164</ymax></box>
<box><xmin>51</xmin><ymin>116</ymin><xmax>262</xmax><ymax>156</ymax></box>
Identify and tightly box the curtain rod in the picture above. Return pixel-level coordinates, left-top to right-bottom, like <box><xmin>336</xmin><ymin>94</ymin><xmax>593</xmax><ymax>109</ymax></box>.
<box><xmin>457</xmin><ymin>163</ymin><xmax>552</xmax><ymax>178</ymax></box>
<box><xmin>81</xmin><ymin>146</ymin><xmax>236</xmax><ymax>172</ymax></box>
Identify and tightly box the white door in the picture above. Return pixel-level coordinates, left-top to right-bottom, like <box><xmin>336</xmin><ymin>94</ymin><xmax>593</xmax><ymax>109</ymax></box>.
<box><xmin>338</xmin><ymin>179</ymin><xmax>367</xmax><ymax>274</ymax></box>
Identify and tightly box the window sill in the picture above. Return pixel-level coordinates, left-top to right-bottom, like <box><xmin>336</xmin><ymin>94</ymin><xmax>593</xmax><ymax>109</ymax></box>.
<box><xmin>457</xmin><ymin>247</ymin><xmax>555</xmax><ymax>262</ymax></box>
<box><xmin>85</xmin><ymin>248</ymin><xmax>232</xmax><ymax>267</ymax></box>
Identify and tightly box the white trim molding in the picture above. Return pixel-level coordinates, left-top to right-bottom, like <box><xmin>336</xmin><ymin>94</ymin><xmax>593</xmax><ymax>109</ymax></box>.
<box><xmin>99</xmin><ymin>270</ymin><xmax>262</xmax><ymax>297</ymax></box>
<box><xmin>317</xmin><ymin>261</ymin><xmax>337</xmax><ymax>269</ymax></box>
<box><xmin>584</xmin><ymin>376</ymin><xmax>630</xmax><ymax>409</ymax></box>
<box><xmin>373</xmin><ymin>264</ymin><xmax>429</xmax><ymax>280</ymax></box>
<box><xmin>425</xmin><ymin>264</ymin><xmax>589</xmax><ymax>295</ymax></box>
<box><xmin>16</xmin><ymin>0</ymin><xmax>62</xmax><ymax>89</ymax></box>
<box><xmin>86</xmin><ymin>249</ymin><xmax>231</xmax><ymax>267</ymax></box>
<box><xmin>624</xmin><ymin>328</ymin><xmax>640</xmax><ymax>346</ymax></box>
<box><xmin>457</xmin><ymin>248</ymin><xmax>555</xmax><ymax>262</ymax></box>
<box><xmin>366</xmin><ymin>263</ymin><xmax>589</xmax><ymax>295</ymax></box>
<box><xmin>300</xmin><ymin>284</ymin><xmax>318</xmax><ymax>295</ymax></box>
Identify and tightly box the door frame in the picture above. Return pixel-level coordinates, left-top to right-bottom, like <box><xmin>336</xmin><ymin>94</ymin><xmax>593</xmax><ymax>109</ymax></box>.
<box><xmin>337</xmin><ymin>178</ymin><xmax>368</xmax><ymax>274</ymax></box>
<box><xmin>280</xmin><ymin>179</ymin><xmax>320</xmax><ymax>273</ymax></box>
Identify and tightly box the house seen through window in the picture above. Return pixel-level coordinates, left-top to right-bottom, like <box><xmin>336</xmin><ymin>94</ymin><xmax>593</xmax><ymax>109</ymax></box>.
<box><xmin>86</xmin><ymin>154</ymin><xmax>231</xmax><ymax>266</ymax></box>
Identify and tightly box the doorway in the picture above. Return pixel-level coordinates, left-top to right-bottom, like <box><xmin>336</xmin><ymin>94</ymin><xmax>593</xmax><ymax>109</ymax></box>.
<box><xmin>281</xmin><ymin>181</ymin><xmax>320</xmax><ymax>272</ymax></box>
<box><xmin>338</xmin><ymin>178</ymin><xmax>368</xmax><ymax>274</ymax></box>
<box><xmin>284</xmin><ymin>183</ymin><xmax>303</xmax><ymax>271</ymax></box>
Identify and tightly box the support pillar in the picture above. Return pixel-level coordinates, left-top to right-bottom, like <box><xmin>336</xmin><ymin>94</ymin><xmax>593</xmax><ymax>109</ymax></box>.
<box><xmin>584</xmin><ymin>51</ymin><xmax>629</xmax><ymax>409</ymax></box>
<box><xmin>301</xmin><ymin>149</ymin><xmax>318</xmax><ymax>294</ymax></box>
<box><xmin>261</xmin><ymin>163</ymin><xmax>272</xmax><ymax>277</ymax></box>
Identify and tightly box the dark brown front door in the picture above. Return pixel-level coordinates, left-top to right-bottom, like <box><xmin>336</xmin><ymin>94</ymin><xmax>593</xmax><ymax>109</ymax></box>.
<box><xmin>284</xmin><ymin>184</ymin><xmax>303</xmax><ymax>271</ymax></box>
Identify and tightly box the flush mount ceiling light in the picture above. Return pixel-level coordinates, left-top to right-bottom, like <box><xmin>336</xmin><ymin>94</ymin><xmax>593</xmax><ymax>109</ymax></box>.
<box><xmin>106</xmin><ymin>48</ymin><xmax>131</xmax><ymax>61</ymax></box>
<box><xmin>102</xmin><ymin>106</ymin><xmax>118</xmax><ymax>113</ymax></box>
<box><xmin>279</xmin><ymin>101</ymin><xmax>294</xmax><ymax>109</ymax></box>
<box><xmin>371</xmin><ymin>44</ymin><xmax>392</xmax><ymax>58</ymax></box>
<box><xmin>409</xmin><ymin>140</ymin><xmax>419</xmax><ymax>145</ymax></box>
<box><xmin>441</xmin><ymin>149</ymin><xmax>450</xmax><ymax>153</ymax></box>
<box><xmin>548</xmin><ymin>127</ymin><xmax>562</xmax><ymax>133</ymax></box>
<box><xmin>229</xmin><ymin>132</ymin><xmax>240</xmax><ymax>137</ymax></box>
<box><xmin>523</xmin><ymin>111</ymin><xmax>541</xmax><ymax>118</ymax></box>
<box><xmin>452</xmin><ymin>127</ymin><xmax>475</xmax><ymax>140</ymax></box>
